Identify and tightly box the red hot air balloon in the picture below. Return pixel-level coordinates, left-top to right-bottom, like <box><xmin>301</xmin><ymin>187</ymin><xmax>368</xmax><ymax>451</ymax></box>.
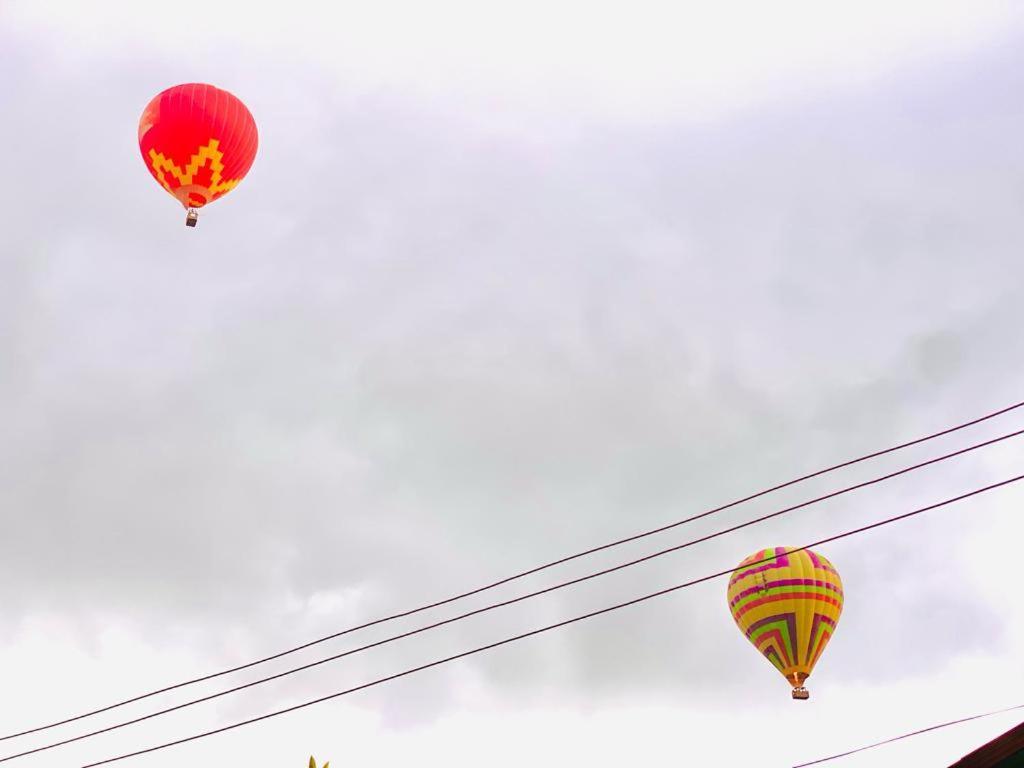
<box><xmin>138</xmin><ymin>83</ymin><xmax>258</xmax><ymax>227</ymax></box>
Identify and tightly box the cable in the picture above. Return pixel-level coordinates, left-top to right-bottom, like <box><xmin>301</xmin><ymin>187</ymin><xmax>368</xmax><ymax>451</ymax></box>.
<box><xmin>6</xmin><ymin>428</ymin><xmax>1021</xmax><ymax>763</ymax></box>
<box><xmin>76</xmin><ymin>473</ymin><xmax>1024</xmax><ymax>767</ymax></box>
<box><xmin>6</xmin><ymin>399</ymin><xmax>1023</xmax><ymax>744</ymax></box>
<box><xmin>792</xmin><ymin>703</ymin><xmax>1024</xmax><ymax>766</ymax></box>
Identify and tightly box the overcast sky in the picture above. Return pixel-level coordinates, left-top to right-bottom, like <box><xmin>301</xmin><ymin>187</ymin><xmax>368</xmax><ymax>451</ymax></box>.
<box><xmin>1</xmin><ymin>1</ymin><xmax>1023</xmax><ymax>766</ymax></box>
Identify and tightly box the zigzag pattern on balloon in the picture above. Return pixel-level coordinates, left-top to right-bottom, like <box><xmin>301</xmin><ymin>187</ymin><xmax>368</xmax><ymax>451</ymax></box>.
<box><xmin>743</xmin><ymin>610</ymin><xmax>837</xmax><ymax>675</ymax></box>
<box><xmin>147</xmin><ymin>138</ymin><xmax>241</xmax><ymax>206</ymax></box>
<box><xmin>806</xmin><ymin>612</ymin><xmax>837</xmax><ymax>668</ymax></box>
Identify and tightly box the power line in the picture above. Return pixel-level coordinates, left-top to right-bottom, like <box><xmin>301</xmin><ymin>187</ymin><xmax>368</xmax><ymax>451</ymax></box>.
<box><xmin>77</xmin><ymin>473</ymin><xmax>1024</xmax><ymax>767</ymax></box>
<box><xmin>792</xmin><ymin>703</ymin><xmax>1024</xmax><ymax>766</ymax></box>
<box><xmin>6</xmin><ymin>428</ymin><xmax>1021</xmax><ymax>762</ymax></box>
<box><xmin>7</xmin><ymin>399</ymin><xmax>1022</xmax><ymax>744</ymax></box>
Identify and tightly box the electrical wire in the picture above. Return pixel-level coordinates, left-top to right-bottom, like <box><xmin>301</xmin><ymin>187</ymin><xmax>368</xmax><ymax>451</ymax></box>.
<box><xmin>5</xmin><ymin>427</ymin><xmax>1021</xmax><ymax>763</ymax></box>
<box><xmin>74</xmin><ymin>473</ymin><xmax>1024</xmax><ymax>767</ymax></box>
<box><xmin>6</xmin><ymin>399</ymin><xmax>1022</xmax><ymax>744</ymax></box>
<box><xmin>792</xmin><ymin>703</ymin><xmax>1024</xmax><ymax>766</ymax></box>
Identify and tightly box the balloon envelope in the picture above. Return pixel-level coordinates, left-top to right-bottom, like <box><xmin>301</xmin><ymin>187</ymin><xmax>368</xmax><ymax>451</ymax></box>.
<box><xmin>138</xmin><ymin>83</ymin><xmax>258</xmax><ymax>212</ymax></box>
<box><xmin>727</xmin><ymin>547</ymin><xmax>843</xmax><ymax>696</ymax></box>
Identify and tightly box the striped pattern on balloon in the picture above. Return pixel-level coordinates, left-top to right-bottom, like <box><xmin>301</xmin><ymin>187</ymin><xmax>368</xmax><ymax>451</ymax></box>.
<box><xmin>727</xmin><ymin>547</ymin><xmax>844</xmax><ymax>699</ymax></box>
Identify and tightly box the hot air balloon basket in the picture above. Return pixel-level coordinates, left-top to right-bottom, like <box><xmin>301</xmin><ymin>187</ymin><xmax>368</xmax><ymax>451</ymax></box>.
<box><xmin>792</xmin><ymin>687</ymin><xmax>810</xmax><ymax>700</ymax></box>
<box><xmin>185</xmin><ymin>209</ymin><xmax>198</xmax><ymax>227</ymax></box>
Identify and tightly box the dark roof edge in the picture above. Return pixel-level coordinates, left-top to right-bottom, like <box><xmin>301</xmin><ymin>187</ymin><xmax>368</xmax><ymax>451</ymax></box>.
<box><xmin>949</xmin><ymin>721</ymin><xmax>1024</xmax><ymax>767</ymax></box>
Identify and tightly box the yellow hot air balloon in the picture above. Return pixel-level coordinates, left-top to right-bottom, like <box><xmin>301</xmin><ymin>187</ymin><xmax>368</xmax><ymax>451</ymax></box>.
<box><xmin>727</xmin><ymin>547</ymin><xmax>843</xmax><ymax>700</ymax></box>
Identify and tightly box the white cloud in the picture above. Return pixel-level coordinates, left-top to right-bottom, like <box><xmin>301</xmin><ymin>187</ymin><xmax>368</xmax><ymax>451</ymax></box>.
<box><xmin>5</xmin><ymin>0</ymin><xmax>1023</xmax><ymax>123</ymax></box>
